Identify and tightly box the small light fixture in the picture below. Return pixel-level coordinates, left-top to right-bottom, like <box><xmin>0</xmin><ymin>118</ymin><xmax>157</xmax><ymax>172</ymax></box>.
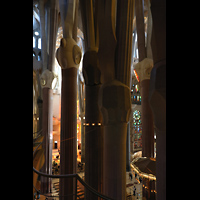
<box><xmin>34</xmin><ymin>31</ymin><xmax>39</xmax><ymax>36</ymax></box>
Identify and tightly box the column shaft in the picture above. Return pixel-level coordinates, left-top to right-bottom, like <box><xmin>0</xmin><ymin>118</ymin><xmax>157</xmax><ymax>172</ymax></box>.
<box><xmin>103</xmin><ymin>123</ymin><xmax>127</xmax><ymax>200</ymax></box>
<box><xmin>60</xmin><ymin>68</ymin><xmax>77</xmax><ymax>200</ymax></box>
<box><xmin>141</xmin><ymin>80</ymin><xmax>154</xmax><ymax>157</ymax></box>
<box><xmin>85</xmin><ymin>84</ymin><xmax>102</xmax><ymax>199</ymax></box>
<box><xmin>41</xmin><ymin>87</ymin><xmax>53</xmax><ymax>194</ymax></box>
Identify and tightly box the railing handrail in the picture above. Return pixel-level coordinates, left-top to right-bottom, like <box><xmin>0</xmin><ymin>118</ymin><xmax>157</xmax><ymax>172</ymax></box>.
<box><xmin>33</xmin><ymin>141</ymin><xmax>114</xmax><ymax>200</ymax></box>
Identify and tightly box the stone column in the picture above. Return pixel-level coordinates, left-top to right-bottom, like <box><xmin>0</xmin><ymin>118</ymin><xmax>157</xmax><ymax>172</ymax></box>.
<box><xmin>39</xmin><ymin>1</ymin><xmax>59</xmax><ymax>193</ymax></box>
<box><xmin>40</xmin><ymin>69</ymin><xmax>55</xmax><ymax>194</ymax></box>
<box><xmin>56</xmin><ymin>37</ymin><xmax>82</xmax><ymax>200</ymax></box>
<box><xmin>134</xmin><ymin>58</ymin><xmax>154</xmax><ymax>158</ymax></box>
<box><xmin>82</xmin><ymin>50</ymin><xmax>103</xmax><ymax>199</ymax></box>
<box><xmin>98</xmin><ymin>80</ymin><xmax>131</xmax><ymax>200</ymax></box>
<box><xmin>149</xmin><ymin>0</ymin><xmax>166</xmax><ymax>199</ymax></box>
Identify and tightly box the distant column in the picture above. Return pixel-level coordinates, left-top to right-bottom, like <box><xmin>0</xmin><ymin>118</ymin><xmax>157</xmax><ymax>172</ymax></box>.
<box><xmin>134</xmin><ymin>58</ymin><xmax>154</xmax><ymax>158</ymax></box>
<box><xmin>40</xmin><ymin>69</ymin><xmax>55</xmax><ymax>194</ymax></box>
<box><xmin>39</xmin><ymin>0</ymin><xmax>59</xmax><ymax>193</ymax></box>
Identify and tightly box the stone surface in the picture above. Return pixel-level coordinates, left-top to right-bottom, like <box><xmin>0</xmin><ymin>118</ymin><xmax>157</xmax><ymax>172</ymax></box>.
<box><xmin>82</xmin><ymin>50</ymin><xmax>101</xmax><ymax>86</ymax></box>
<box><xmin>98</xmin><ymin>79</ymin><xmax>131</xmax><ymax>126</ymax></box>
<box><xmin>134</xmin><ymin>58</ymin><xmax>153</xmax><ymax>82</ymax></box>
<box><xmin>56</xmin><ymin>37</ymin><xmax>82</xmax><ymax>70</ymax></box>
<box><xmin>98</xmin><ymin>79</ymin><xmax>131</xmax><ymax>200</ymax></box>
<box><xmin>40</xmin><ymin>69</ymin><xmax>55</xmax><ymax>89</ymax></box>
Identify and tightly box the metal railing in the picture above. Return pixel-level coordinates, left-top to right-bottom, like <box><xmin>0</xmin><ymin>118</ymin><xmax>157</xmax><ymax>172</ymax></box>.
<box><xmin>33</xmin><ymin>141</ymin><xmax>114</xmax><ymax>200</ymax></box>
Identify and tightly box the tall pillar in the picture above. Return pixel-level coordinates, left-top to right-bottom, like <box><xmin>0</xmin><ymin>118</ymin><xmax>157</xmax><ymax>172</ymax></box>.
<box><xmin>134</xmin><ymin>58</ymin><xmax>154</xmax><ymax>158</ymax></box>
<box><xmin>149</xmin><ymin>0</ymin><xmax>166</xmax><ymax>200</ymax></box>
<box><xmin>82</xmin><ymin>50</ymin><xmax>103</xmax><ymax>199</ymax></box>
<box><xmin>135</xmin><ymin>0</ymin><xmax>154</xmax><ymax>158</ymax></box>
<box><xmin>57</xmin><ymin>1</ymin><xmax>81</xmax><ymax>199</ymax></box>
<box><xmin>115</xmin><ymin>0</ymin><xmax>135</xmax><ymax>173</ymax></box>
<box><xmin>98</xmin><ymin>80</ymin><xmax>131</xmax><ymax>200</ymax></box>
<box><xmin>40</xmin><ymin>69</ymin><xmax>55</xmax><ymax>194</ymax></box>
<box><xmin>56</xmin><ymin>37</ymin><xmax>82</xmax><ymax>200</ymax></box>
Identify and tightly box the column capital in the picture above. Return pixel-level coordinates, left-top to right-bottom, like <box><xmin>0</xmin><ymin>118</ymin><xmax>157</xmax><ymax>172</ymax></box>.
<box><xmin>134</xmin><ymin>58</ymin><xmax>153</xmax><ymax>82</ymax></box>
<box><xmin>40</xmin><ymin>69</ymin><xmax>55</xmax><ymax>89</ymax></box>
<box><xmin>56</xmin><ymin>37</ymin><xmax>82</xmax><ymax>70</ymax></box>
<box><xmin>98</xmin><ymin>79</ymin><xmax>131</xmax><ymax>126</ymax></box>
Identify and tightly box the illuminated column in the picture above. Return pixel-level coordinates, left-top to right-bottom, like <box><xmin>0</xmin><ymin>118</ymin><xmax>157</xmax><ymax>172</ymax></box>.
<box><xmin>134</xmin><ymin>58</ymin><xmax>154</xmax><ymax>158</ymax></box>
<box><xmin>149</xmin><ymin>0</ymin><xmax>166</xmax><ymax>199</ymax></box>
<box><xmin>98</xmin><ymin>80</ymin><xmax>131</xmax><ymax>200</ymax></box>
<box><xmin>56</xmin><ymin>37</ymin><xmax>81</xmax><ymax>200</ymax></box>
<box><xmin>40</xmin><ymin>69</ymin><xmax>55</xmax><ymax>194</ymax></box>
<box><xmin>82</xmin><ymin>50</ymin><xmax>103</xmax><ymax>199</ymax></box>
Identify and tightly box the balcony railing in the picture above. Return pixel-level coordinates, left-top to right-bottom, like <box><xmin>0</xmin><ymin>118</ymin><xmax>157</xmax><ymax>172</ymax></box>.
<box><xmin>33</xmin><ymin>141</ymin><xmax>114</xmax><ymax>200</ymax></box>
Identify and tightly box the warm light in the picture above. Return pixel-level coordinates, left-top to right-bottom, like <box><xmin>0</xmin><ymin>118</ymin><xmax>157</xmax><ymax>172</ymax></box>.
<box><xmin>134</xmin><ymin>69</ymin><xmax>140</xmax><ymax>82</ymax></box>
<box><xmin>92</xmin><ymin>123</ymin><xmax>95</xmax><ymax>126</ymax></box>
<box><xmin>98</xmin><ymin>123</ymin><xmax>101</xmax><ymax>126</ymax></box>
<box><xmin>130</xmin><ymin>158</ymin><xmax>156</xmax><ymax>181</ymax></box>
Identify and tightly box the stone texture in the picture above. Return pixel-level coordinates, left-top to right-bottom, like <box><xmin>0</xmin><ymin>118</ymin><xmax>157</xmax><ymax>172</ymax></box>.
<box><xmin>98</xmin><ymin>79</ymin><xmax>131</xmax><ymax>126</ymax></box>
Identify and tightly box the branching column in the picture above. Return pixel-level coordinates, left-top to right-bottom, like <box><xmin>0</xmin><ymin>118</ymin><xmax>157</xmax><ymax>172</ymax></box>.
<box><xmin>80</xmin><ymin>0</ymin><xmax>103</xmax><ymax>197</ymax></box>
<box><xmin>96</xmin><ymin>1</ymin><xmax>133</xmax><ymax>199</ymax></box>
<box><xmin>56</xmin><ymin>37</ymin><xmax>82</xmax><ymax>200</ymax></box>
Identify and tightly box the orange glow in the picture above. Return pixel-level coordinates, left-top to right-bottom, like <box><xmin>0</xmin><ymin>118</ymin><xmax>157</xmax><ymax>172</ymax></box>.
<box><xmin>59</xmin><ymin>98</ymin><xmax>61</xmax><ymax>120</ymax></box>
<box><xmin>77</xmin><ymin>100</ymin><xmax>79</xmax><ymax>119</ymax></box>
<box><xmin>134</xmin><ymin>69</ymin><xmax>140</xmax><ymax>82</ymax></box>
